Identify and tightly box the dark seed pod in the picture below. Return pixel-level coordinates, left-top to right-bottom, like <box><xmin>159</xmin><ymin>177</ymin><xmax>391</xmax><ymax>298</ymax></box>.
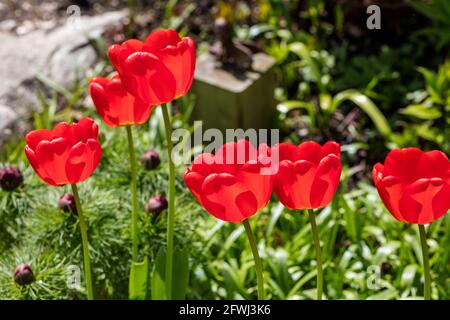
<box><xmin>145</xmin><ymin>195</ymin><xmax>168</xmax><ymax>216</ymax></box>
<box><xmin>0</xmin><ymin>167</ymin><xmax>23</xmax><ymax>191</ymax></box>
<box><xmin>140</xmin><ymin>149</ymin><xmax>161</xmax><ymax>170</ymax></box>
<box><xmin>381</xmin><ymin>261</ymin><xmax>393</xmax><ymax>275</ymax></box>
<box><xmin>14</xmin><ymin>264</ymin><xmax>35</xmax><ymax>286</ymax></box>
<box><xmin>58</xmin><ymin>193</ymin><xmax>77</xmax><ymax>215</ymax></box>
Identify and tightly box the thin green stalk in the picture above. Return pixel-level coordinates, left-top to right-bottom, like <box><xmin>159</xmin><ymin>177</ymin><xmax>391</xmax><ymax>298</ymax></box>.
<box><xmin>161</xmin><ymin>103</ymin><xmax>175</xmax><ymax>300</ymax></box>
<box><xmin>126</xmin><ymin>0</ymin><xmax>135</xmax><ymax>38</ymax></box>
<box><xmin>71</xmin><ymin>184</ymin><xmax>94</xmax><ymax>300</ymax></box>
<box><xmin>418</xmin><ymin>224</ymin><xmax>432</xmax><ymax>300</ymax></box>
<box><xmin>126</xmin><ymin>125</ymin><xmax>139</xmax><ymax>262</ymax></box>
<box><xmin>307</xmin><ymin>209</ymin><xmax>323</xmax><ymax>300</ymax></box>
<box><xmin>243</xmin><ymin>219</ymin><xmax>265</xmax><ymax>300</ymax></box>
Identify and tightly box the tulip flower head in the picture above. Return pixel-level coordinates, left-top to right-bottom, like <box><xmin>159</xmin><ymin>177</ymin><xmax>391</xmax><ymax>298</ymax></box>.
<box><xmin>273</xmin><ymin>141</ymin><xmax>342</xmax><ymax>210</ymax></box>
<box><xmin>24</xmin><ymin>118</ymin><xmax>102</xmax><ymax>186</ymax></box>
<box><xmin>89</xmin><ymin>74</ymin><xmax>152</xmax><ymax>127</ymax></box>
<box><xmin>373</xmin><ymin>148</ymin><xmax>450</xmax><ymax>224</ymax></box>
<box><xmin>108</xmin><ymin>29</ymin><xmax>196</xmax><ymax>105</ymax></box>
<box><xmin>184</xmin><ymin>140</ymin><xmax>275</xmax><ymax>223</ymax></box>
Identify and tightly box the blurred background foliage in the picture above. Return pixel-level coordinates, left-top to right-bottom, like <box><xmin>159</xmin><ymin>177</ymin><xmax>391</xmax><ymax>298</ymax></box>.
<box><xmin>0</xmin><ymin>0</ymin><xmax>449</xmax><ymax>299</ymax></box>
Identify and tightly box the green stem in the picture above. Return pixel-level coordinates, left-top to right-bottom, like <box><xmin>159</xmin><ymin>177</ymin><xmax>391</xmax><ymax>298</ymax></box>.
<box><xmin>126</xmin><ymin>125</ymin><xmax>139</xmax><ymax>262</ymax></box>
<box><xmin>308</xmin><ymin>209</ymin><xmax>323</xmax><ymax>300</ymax></box>
<box><xmin>418</xmin><ymin>224</ymin><xmax>432</xmax><ymax>300</ymax></box>
<box><xmin>243</xmin><ymin>219</ymin><xmax>265</xmax><ymax>300</ymax></box>
<box><xmin>161</xmin><ymin>103</ymin><xmax>175</xmax><ymax>300</ymax></box>
<box><xmin>126</xmin><ymin>0</ymin><xmax>134</xmax><ymax>38</ymax></box>
<box><xmin>71</xmin><ymin>184</ymin><xmax>94</xmax><ymax>300</ymax></box>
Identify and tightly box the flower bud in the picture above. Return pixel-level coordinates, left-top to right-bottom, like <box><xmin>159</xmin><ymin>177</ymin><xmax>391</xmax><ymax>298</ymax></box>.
<box><xmin>0</xmin><ymin>167</ymin><xmax>23</xmax><ymax>191</ymax></box>
<box><xmin>140</xmin><ymin>149</ymin><xmax>161</xmax><ymax>170</ymax></box>
<box><xmin>14</xmin><ymin>264</ymin><xmax>35</xmax><ymax>286</ymax></box>
<box><xmin>381</xmin><ymin>261</ymin><xmax>393</xmax><ymax>275</ymax></box>
<box><xmin>57</xmin><ymin>193</ymin><xmax>77</xmax><ymax>215</ymax></box>
<box><xmin>145</xmin><ymin>195</ymin><xmax>168</xmax><ymax>215</ymax></box>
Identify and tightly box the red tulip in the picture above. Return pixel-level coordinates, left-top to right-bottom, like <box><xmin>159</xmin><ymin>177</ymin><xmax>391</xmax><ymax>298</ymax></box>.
<box><xmin>89</xmin><ymin>74</ymin><xmax>152</xmax><ymax>127</ymax></box>
<box><xmin>108</xmin><ymin>29</ymin><xmax>196</xmax><ymax>105</ymax></box>
<box><xmin>373</xmin><ymin>148</ymin><xmax>450</xmax><ymax>224</ymax></box>
<box><xmin>273</xmin><ymin>141</ymin><xmax>341</xmax><ymax>210</ymax></box>
<box><xmin>183</xmin><ymin>140</ymin><xmax>275</xmax><ymax>223</ymax></box>
<box><xmin>24</xmin><ymin>118</ymin><xmax>102</xmax><ymax>187</ymax></box>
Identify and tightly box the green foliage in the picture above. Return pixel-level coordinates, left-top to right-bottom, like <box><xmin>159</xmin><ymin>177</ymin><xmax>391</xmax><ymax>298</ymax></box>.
<box><xmin>0</xmin><ymin>116</ymin><xmax>204</xmax><ymax>300</ymax></box>
<box><xmin>411</xmin><ymin>0</ymin><xmax>450</xmax><ymax>49</ymax></box>
<box><xmin>0</xmin><ymin>0</ymin><xmax>449</xmax><ymax>300</ymax></box>
<box><xmin>392</xmin><ymin>62</ymin><xmax>450</xmax><ymax>153</ymax></box>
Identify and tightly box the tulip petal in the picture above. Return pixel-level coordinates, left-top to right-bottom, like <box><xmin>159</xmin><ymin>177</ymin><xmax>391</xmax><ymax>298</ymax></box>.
<box><xmin>202</xmin><ymin>173</ymin><xmax>237</xmax><ymax>195</ymax></box>
<box><xmin>323</xmin><ymin>141</ymin><xmax>340</xmax><ymax>157</ymax></box>
<box><xmin>400</xmin><ymin>178</ymin><xmax>449</xmax><ymax>224</ymax></box>
<box><xmin>24</xmin><ymin>146</ymin><xmax>57</xmax><ymax>186</ymax></box>
<box><xmin>36</xmin><ymin>138</ymin><xmax>72</xmax><ymax>185</ymax></box>
<box><xmin>25</xmin><ymin>129</ymin><xmax>52</xmax><ymax>151</ymax></box>
<box><xmin>73</xmin><ymin>118</ymin><xmax>97</xmax><ymax>143</ymax></box>
<box><xmin>275</xmin><ymin>142</ymin><xmax>301</xmax><ymax>163</ymax></box>
<box><xmin>235</xmin><ymin>190</ymin><xmax>258</xmax><ymax>221</ymax></box>
<box><xmin>108</xmin><ymin>39</ymin><xmax>147</xmax><ymax>74</ymax></box>
<box><xmin>273</xmin><ymin>161</ymin><xmax>296</xmax><ymax>209</ymax></box>
<box><xmin>424</xmin><ymin>150</ymin><xmax>449</xmax><ymax>179</ymax></box>
<box><xmin>375</xmin><ymin>176</ymin><xmax>407</xmax><ymax>222</ymax></box>
<box><xmin>183</xmin><ymin>170</ymin><xmax>204</xmax><ymax>195</ymax></box>
<box><xmin>383</xmin><ymin>148</ymin><xmax>436</xmax><ymax>183</ymax></box>
<box><xmin>65</xmin><ymin>142</ymin><xmax>88</xmax><ymax>184</ymax></box>
<box><xmin>87</xmin><ymin>139</ymin><xmax>102</xmax><ymax>177</ymax></box>
<box><xmin>296</xmin><ymin>141</ymin><xmax>326</xmax><ymax>165</ymax></box>
<box><xmin>90</xmin><ymin>76</ymin><xmax>152</xmax><ymax>127</ymax></box>
<box><xmin>431</xmin><ymin>179</ymin><xmax>450</xmax><ymax>222</ymax></box>
<box><xmin>310</xmin><ymin>154</ymin><xmax>341</xmax><ymax>208</ymax></box>
<box><xmin>372</xmin><ymin>163</ymin><xmax>384</xmax><ymax>185</ymax></box>
<box><xmin>192</xmin><ymin>153</ymin><xmax>216</xmax><ymax>176</ymax></box>
<box><xmin>158</xmin><ymin>37</ymin><xmax>196</xmax><ymax>97</ymax></box>
<box><xmin>90</xmin><ymin>81</ymin><xmax>117</xmax><ymax>127</ymax></box>
<box><xmin>122</xmin><ymin>52</ymin><xmax>177</xmax><ymax>105</ymax></box>
<box><xmin>145</xmin><ymin>29</ymin><xmax>181</xmax><ymax>52</ymax></box>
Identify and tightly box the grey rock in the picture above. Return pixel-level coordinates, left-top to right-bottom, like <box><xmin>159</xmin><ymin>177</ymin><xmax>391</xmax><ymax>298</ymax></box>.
<box><xmin>0</xmin><ymin>10</ymin><xmax>126</xmax><ymax>148</ymax></box>
<box><xmin>0</xmin><ymin>104</ymin><xmax>20</xmax><ymax>143</ymax></box>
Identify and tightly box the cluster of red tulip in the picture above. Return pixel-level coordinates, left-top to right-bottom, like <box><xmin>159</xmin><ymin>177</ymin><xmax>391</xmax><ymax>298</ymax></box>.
<box><xmin>24</xmin><ymin>29</ymin><xmax>196</xmax><ymax>300</ymax></box>
<box><xmin>22</xmin><ymin>28</ymin><xmax>450</xmax><ymax>300</ymax></box>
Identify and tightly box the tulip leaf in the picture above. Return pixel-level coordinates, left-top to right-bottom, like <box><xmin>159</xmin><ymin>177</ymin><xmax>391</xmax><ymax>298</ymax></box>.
<box><xmin>367</xmin><ymin>288</ymin><xmax>398</xmax><ymax>300</ymax></box>
<box><xmin>276</xmin><ymin>100</ymin><xmax>316</xmax><ymax>128</ymax></box>
<box><xmin>151</xmin><ymin>248</ymin><xmax>166</xmax><ymax>300</ymax></box>
<box><xmin>288</xmin><ymin>42</ymin><xmax>322</xmax><ymax>84</ymax></box>
<box><xmin>330</xmin><ymin>89</ymin><xmax>392</xmax><ymax>137</ymax></box>
<box><xmin>151</xmin><ymin>247</ymin><xmax>190</xmax><ymax>300</ymax></box>
<box><xmin>129</xmin><ymin>257</ymin><xmax>149</xmax><ymax>300</ymax></box>
<box><xmin>401</xmin><ymin>264</ymin><xmax>417</xmax><ymax>288</ymax></box>
<box><xmin>400</xmin><ymin>104</ymin><xmax>442</xmax><ymax>120</ymax></box>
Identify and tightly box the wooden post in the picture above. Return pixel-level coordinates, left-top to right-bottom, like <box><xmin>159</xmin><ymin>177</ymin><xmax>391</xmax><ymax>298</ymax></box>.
<box><xmin>191</xmin><ymin>52</ymin><xmax>276</xmax><ymax>132</ymax></box>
